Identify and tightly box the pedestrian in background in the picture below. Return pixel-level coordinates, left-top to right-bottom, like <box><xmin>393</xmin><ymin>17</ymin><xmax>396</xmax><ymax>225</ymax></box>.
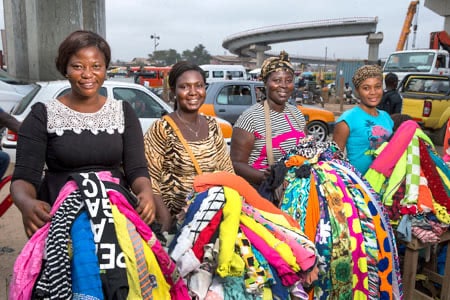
<box><xmin>0</xmin><ymin>107</ymin><xmax>20</xmax><ymax>179</ymax></box>
<box><xmin>378</xmin><ymin>72</ymin><xmax>402</xmax><ymax>114</ymax></box>
<box><xmin>333</xmin><ymin>64</ymin><xmax>393</xmax><ymax>175</ymax></box>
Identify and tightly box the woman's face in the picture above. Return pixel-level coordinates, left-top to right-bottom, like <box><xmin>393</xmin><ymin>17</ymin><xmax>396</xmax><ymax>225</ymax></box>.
<box><xmin>265</xmin><ymin>70</ymin><xmax>294</xmax><ymax>105</ymax></box>
<box><xmin>175</xmin><ymin>70</ymin><xmax>206</xmax><ymax>112</ymax></box>
<box><xmin>356</xmin><ymin>77</ymin><xmax>383</xmax><ymax>108</ymax></box>
<box><xmin>66</xmin><ymin>46</ymin><xmax>107</xmax><ymax>99</ymax></box>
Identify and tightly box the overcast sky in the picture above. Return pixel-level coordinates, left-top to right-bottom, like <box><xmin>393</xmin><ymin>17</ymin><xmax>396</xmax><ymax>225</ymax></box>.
<box><xmin>0</xmin><ymin>0</ymin><xmax>446</xmax><ymax>62</ymax></box>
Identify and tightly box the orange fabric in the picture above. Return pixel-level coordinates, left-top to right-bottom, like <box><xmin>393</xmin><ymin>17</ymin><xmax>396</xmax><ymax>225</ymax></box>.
<box><xmin>193</xmin><ymin>172</ymin><xmax>300</xmax><ymax>229</ymax></box>
<box><xmin>444</xmin><ymin>119</ymin><xmax>450</xmax><ymax>162</ymax></box>
<box><xmin>285</xmin><ymin>155</ymin><xmax>306</xmax><ymax>168</ymax></box>
<box><xmin>304</xmin><ymin>175</ymin><xmax>320</xmax><ymax>241</ymax></box>
<box><xmin>418</xmin><ymin>171</ymin><xmax>436</xmax><ymax>213</ymax></box>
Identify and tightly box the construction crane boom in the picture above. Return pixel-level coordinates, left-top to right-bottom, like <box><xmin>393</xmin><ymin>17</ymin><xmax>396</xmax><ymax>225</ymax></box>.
<box><xmin>396</xmin><ymin>0</ymin><xmax>420</xmax><ymax>51</ymax></box>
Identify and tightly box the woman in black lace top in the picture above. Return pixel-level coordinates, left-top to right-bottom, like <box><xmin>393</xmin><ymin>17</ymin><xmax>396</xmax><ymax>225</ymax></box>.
<box><xmin>11</xmin><ymin>30</ymin><xmax>156</xmax><ymax>238</ymax></box>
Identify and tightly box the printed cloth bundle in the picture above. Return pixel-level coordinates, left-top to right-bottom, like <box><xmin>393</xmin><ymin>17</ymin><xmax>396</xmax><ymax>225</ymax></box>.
<box><xmin>365</xmin><ymin>120</ymin><xmax>450</xmax><ymax>244</ymax></box>
<box><xmin>9</xmin><ymin>171</ymin><xmax>190</xmax><ymax>300</ymax></box>
<box><xmin>266</xmin><ymin>136</ymin><xmax>403</xmax><ymax>300</ymax></box>
<box><xmin>168</xmin><ymin>171</ymin><xmax>319</xmax><ymax>300</ymax></box>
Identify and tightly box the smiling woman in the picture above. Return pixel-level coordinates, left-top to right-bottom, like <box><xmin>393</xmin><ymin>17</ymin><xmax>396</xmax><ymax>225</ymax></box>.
<box><xmin>8</xmin><ymin>30</ymin><xmax>189</xmax><ymax>299</ymax></box>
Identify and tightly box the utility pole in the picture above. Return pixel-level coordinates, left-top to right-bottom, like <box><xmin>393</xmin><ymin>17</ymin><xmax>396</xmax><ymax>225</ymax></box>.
<box><xmin>150</xmin><ymin>34</ymin><xmax>160</xmax><ymax>53</ymax></box>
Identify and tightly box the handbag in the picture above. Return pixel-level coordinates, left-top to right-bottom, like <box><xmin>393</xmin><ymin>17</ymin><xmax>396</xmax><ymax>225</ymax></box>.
<box><xmin>163</xmin><ymin>115</ymin><xmax>202</xmax><ymax>175</ymax></box>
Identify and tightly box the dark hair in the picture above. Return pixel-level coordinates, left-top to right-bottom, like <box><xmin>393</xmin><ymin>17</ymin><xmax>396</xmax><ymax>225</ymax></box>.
<box><xmin>168</xmin><ymin>61</ymin><xmax>206</xmax><ymax>89</ymax></box>
<box><xmin>391</xmin><ymin>113</ymin><xmax>413</xmax><ymax>132</ymax></box>
<box><xmin>384</xmin><ymin>72</ymin><xmax>399</xmax><ymax>87</ymax></box>
<box><xmin>55</xmin><ymin>30</ymin><xmax>111</xmax><ymax>76</ymax></box>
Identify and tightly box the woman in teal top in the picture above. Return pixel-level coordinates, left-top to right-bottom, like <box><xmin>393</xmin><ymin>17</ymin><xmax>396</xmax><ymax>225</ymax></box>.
<box><xmin>333</xmin><ymin>65</ymin><xmax>393</xmax><ymax>175</ymax></box>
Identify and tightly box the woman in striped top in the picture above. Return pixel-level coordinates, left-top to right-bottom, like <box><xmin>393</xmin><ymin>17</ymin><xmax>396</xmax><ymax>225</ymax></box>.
<box><xmin>230</xmin><ymin>51</ymin><xmax>307</xmax><ymax>188</ymax></box>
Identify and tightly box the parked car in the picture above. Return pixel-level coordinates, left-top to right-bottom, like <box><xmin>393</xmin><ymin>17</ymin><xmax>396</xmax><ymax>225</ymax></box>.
<box><xmin>199</xmin><ymin>80</ymin><xmax>335</xmax><ymax>142</ymax></box>
<box><xmin>0</xmin><ymin>70</ymin><xmax>35</xmax><ymax>112</ymax></box>
<box><xmin>399</xmin><ymin>73</ymin><xmax>450</xmax><ymax>145</ymax></box>
<box><xmin>2</xmin><ymin>80</ymin><xmax>232</xmax><ymax>162</ymax></box>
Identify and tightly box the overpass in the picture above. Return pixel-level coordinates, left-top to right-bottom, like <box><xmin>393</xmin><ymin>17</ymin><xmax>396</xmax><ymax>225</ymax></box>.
<box><xmin>222</xmin><ymin>17</ymin><xmax>383</xmax><ymax>66</ymax></box>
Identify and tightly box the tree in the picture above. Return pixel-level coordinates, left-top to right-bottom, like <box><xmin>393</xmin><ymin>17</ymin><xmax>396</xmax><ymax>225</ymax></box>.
<box><xmin>182</xmin><ymin>44</ymin><xmax>211</xmax><ymax>65</ymax></box>
<box><xmin>148</xmin><ymin>49</ymin><xmax>181</xmax><ymax>66</ymax></box>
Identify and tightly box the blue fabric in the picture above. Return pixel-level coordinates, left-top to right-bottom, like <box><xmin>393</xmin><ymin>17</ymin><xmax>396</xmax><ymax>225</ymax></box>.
<box><xmin>71</xmin><ymin>210</ymin><xmax>103</xmax><ymax>299</ymax></box>
<box><xmin>337</xmin><ymin>106</ymin><xmax>393</xmax><ymax>174</ymax></box>
<box><xmin>168</xmin><ymin>190</ymin><xmax>208</xmax><ymax>252</ymax></box>
<box><xmin>269</xmin><ymin>264</ymin><xmax>289</xmax><ymax>300</ymax></box>
<box><xmin>396</xmin><ymin>215</ymin><xmax>412</xmax><ymax>242</ymax></box>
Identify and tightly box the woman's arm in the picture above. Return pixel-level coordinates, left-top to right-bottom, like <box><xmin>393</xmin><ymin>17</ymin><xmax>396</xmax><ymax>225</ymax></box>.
<box><xmin>211</xmin><ymin>118</ymin><xmax>234</xmax><ymax>173</ymax></box>
<box><xmin>143</xmin><ymin>119</ymin><xmax>172</xmax><ymax>230</ymax></box>
<box><xmin>230</xmin><ymin>127</ymin><xmax>266</xmax><ymax>186</ymax></box>
<box><xmin>332</xmin><ymin>121</ymin><xmax>350</xmax><ymax>152</ymax></box>
<box><xmin>130</xmin><ymin>176</ymin><xmax>155</xmax><ymax>225</ymax></box>
<box><xmin>11</xmin><ymin>180</ymin><xmax>51</xmax><ymax>238</ymax></box>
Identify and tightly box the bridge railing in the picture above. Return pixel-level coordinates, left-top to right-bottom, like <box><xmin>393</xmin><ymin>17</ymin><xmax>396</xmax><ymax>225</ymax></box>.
<box><xmin>223</xmin><ymin>17</ymin><xmax>378</xmax><ymax>42</ymax></box>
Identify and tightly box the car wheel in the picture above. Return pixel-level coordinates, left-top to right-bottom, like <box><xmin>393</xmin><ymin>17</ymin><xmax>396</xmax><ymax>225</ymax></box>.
<box><xmin>307</xmin><ymin>121</ymin><xmax>328</xmax><ymax>142</ymax></box>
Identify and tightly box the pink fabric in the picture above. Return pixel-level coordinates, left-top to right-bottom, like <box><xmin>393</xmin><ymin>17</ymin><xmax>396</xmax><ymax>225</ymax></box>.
<box><xmin>252</xmin><ymin>114</ymin><xmax>306</xmax><ymax>170</ymax></box>
<box><xmin>240</xmin><ymin>224</ymin><xmax>300</xmax><ymax>286</ymax></box>
<box><xmin>9</xmin><ymin>172</ymin><xmax>117</xmax><ymax>300</ymax></box>
<box><xmin>370</xmin><ymin>120</ymin><xmax>419</xmax><ymax>176</ymax></box>
<box><xmin>241</xmin><ymin>203</ymin><xmax>316</xmax><ymax>271</ymax></box>
<box><xmin>108</xmin><ymin>190</ymin><xmax>190</xmax><ymax>299</ymax></box>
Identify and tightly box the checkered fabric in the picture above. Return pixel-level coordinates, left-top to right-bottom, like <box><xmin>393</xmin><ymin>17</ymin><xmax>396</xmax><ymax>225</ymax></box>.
<box><xmin>402</xmin><ymin>135</ymin><xmax>421</xmax><ymax>206</ymax></box>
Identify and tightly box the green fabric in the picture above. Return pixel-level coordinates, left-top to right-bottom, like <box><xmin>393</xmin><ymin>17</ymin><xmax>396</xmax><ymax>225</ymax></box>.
<box><xmin>402</xmin><ymin>135</ymin><xmax>420</xmax><ymax>205</ymax></box>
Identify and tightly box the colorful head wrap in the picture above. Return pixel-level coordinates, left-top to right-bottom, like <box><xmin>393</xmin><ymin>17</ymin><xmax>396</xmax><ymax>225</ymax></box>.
<box><xmin>352</xmin><ymin>64</ymin><xmax>383</xmax><ymax>88</ymax></box>
<box><xmin>260</xmin><ymin>50</ymin><xmax>294</xmax><ymax>82</ymax></box>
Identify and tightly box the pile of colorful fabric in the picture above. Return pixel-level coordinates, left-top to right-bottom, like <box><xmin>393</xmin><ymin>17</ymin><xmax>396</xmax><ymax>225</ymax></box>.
<box><xmin>9</xmin><ymin>171</ymin><xmax>190</xmax><ymax>300</ymax></box>
<box><xmin>365</xmin><ymin>120</ymin><xmax>450</xmax><ymax>244</ymax></box>
<box><xmin>271</xmin><ymin>136</ymin><xmax>403</xmax><ymax>300</ymax></box>
<box><xmin>168</xmin><ymin>172</ymin><xmax>319</xmax><ymax>300</ymax></box>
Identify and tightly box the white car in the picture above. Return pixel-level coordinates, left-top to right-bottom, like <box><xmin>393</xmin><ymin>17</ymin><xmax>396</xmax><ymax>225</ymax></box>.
<box><xmin>2</xmin><ymin>80</ymin><xmax>232</xmax><ymax>162</ymax></box>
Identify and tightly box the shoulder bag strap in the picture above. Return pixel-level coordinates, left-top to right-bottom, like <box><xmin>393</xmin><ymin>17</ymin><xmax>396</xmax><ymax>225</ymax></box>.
<box><xmin>286</xmin><ymin>104</ymin><xmax>305</xmax><ymax>129</ymax></box>
<box><xmin>263</xmin><ymin>101</ymin><xmax>274</xmax><ymax>166</ymax></box>
<box><xmin>163</xmin><ymin>115</ymin><xmax>203</xmax><ymax>175</ymax></box>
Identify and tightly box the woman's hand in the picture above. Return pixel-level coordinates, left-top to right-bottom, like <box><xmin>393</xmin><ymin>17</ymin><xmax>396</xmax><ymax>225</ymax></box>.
<box><xmin>135</xmin><ymin>191</ymin><xmax>155</xmax><ymax>225</ymax></box>
<box><xmin>305</xmin><ymin>265</ymin><xmax>319</xmax><ymax>286</ymax></box>
<box><xmin>11</xmin><ymin>179</ymin><xmax>51</xmax><ymax>238</ymax></box>
<box><xmin>20</xmin><ymin>199</ymin><xmax>51</xmax><ymax>238</ymax></box>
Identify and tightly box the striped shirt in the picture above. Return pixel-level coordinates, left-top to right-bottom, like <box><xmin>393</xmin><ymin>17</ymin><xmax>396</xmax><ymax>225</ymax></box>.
<box><xmin>234</xmin><ymin>102</ymin><xmax>307</xmax><ymax>170</ymax></box>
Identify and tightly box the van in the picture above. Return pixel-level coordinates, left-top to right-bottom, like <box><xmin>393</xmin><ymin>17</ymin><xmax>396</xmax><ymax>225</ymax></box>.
<box><xmin>200</xmin><ymin>64</ymin><xmax>247</xmax><ymax>83</ymax></box>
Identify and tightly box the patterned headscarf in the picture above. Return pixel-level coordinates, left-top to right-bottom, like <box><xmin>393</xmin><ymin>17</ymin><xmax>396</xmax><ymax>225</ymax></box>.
<box><xmin>260</xmin><ymin>50</ymin><xmax>294</xmax><ymax>82</ymax></box>
<box><xmin>352</xmin><ymin>64</ymin><xmax>383</xmax><ymax>88</ymax></box>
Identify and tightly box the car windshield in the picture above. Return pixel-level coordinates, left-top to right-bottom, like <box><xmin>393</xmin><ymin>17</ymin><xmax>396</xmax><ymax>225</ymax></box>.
<box><xmin>402</xmin><ymin>77</ymin><xmax>450</xmax><ymax>94</ymax></box>
<box><xmin>0</xmin><ymin>69</ymin><xmax>29</xmax><ymax>84</ymax></box>
<box><xmin>12</xmin><ymin>84</ymin><xmax>41</xmax><ymax>115</ymax></box>
<box><xmin>384</xmin><ymin>52</ymin><xmax>435</xmax><ymax>72</ymax></box>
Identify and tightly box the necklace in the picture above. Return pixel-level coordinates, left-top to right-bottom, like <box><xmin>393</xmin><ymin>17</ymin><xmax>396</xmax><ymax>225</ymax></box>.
<box><xmin>175</xmin><ymin>110</ymin><xmax>200</xmax><ymax>137</ymax></box>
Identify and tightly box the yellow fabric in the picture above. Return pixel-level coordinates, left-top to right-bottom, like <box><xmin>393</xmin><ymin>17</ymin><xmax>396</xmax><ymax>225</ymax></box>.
<box><xmin>240</xmin><ymin>214</ymin><xmax>300</xmax><ymax>272</ymax></box>
<box><xmin>111</xmin><ymin>206</ymin><xmax>142</xmax><ymax>299</ymax></box>
<box><xmin>142</xmin><ymin>233</ymin><xmax>171</xmax><ymax>298</ymax></box>
<box><xmin>112</xmin><ymin>205</ymin><xmax>171</xmax><ymax>299</ymax></box>
<box><xmin>217</xmin><ymin>186</ymin><xmax>245</xmax><ymax>277</ymax></box>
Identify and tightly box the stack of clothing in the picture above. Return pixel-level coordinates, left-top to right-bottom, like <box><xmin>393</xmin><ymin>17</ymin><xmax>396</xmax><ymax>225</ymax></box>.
<box><xmin>365</xmin><ymin>120</ymin><xmax>450</xmax><ymax>244</ymax></box>
<box><xmin>168</xmin><ymin>172</ymin><xmax>319</xmax><ymax>300</ymax></box>
<box><xmin>269</xmin><ymin>137</ymin><xmax>403</xmax><ymax>300</ymax></box>
<box><xmin>9</xmin><ymin>171</ymin><xmax>189</xmax><ymax>300</ymax></box>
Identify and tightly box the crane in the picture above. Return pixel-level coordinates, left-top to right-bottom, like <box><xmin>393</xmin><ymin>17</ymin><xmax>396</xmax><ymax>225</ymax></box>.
<box><xmin>396</xmin><ymin>0</ymin><xmax>420</xmax><ymax>51</ymax></box>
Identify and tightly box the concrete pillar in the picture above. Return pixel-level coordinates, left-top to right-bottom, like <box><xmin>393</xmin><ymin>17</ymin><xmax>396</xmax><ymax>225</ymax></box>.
<box><xmin>425</xmin><ymin>0</ymin><xmax>450</xmax><ymax>33</ymax></box>
<box><xmin>249</xmin><ymin>44</ymin><xmax>271</xmax><ymax>67</ymax></box>
<box><xmin>366</xmin><ymin>32</ymin><xmax>384</xmax><ymax>64</ymax></box>
<box><xmin>3</xmin><ymin>0</ymin><xmax>105</xmax><ymax>81</ymax></box>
